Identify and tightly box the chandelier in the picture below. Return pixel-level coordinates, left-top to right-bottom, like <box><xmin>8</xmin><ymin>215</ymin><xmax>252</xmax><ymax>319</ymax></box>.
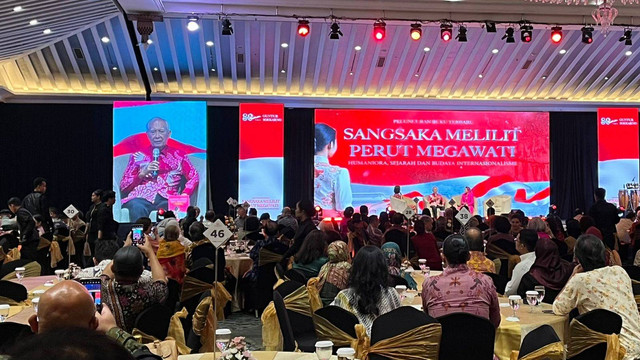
<box><xmin>527</xmin><ymin>0</ymin><xmax>639</xmax><ymax>35</ymax></box>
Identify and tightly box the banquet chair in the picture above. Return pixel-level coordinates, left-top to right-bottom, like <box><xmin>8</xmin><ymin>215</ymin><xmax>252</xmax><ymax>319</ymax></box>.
<box><xmin>515</xmin><ymin>325</ymin><xmax>563</xmax><ymax>360</ymax></box>
<box><xmin>0</xmin><ymin>259</ymin><xmax>40</xmax><ymax>280</ymax></box>
<box><xmin>622</xmin><ymin>265</ymin><xmax>640</xmax><ymax>281</ymax></box>
<box><xmin>273</xmin><ymin>288</ymin><xmax>317</xmax><ymax>352</ymax></box>
<box><xmin>273</xmin><ymin>290</ymin><xmax>298</xmax><ymax>351</ymax></box>
<box><xmin>134</xmin><ymin>303</ymin><xmax>173</xmax><ymax>340</ymax></box>
<box><xmin>438</xmin><ymin>313</ymin><xmax>495</xmax><ymax>360</ymax></box>
<box><xmin>275</xmin><ymin>281</ymin><xmax>317</xmax><ymax>349</ymax></box>
<box><xmin>284</xmin><ymin>268</ymin><xmax>307</xmax><ymax>284</ymax></box>
<box><xmin>164</xmin><ymin>278</ymin><xmax>181</xmax><ymax>312</ymax></box>
<box><xmin>253</xmin><ymin>248</ymin><xmax>287</xmax><ymax>312</ymax></box>
<box><xmin>483</xmin><ymin>272</ymin><xmax>508</xmax><ymax>295</ymax></box>
<box><xmin>0</xmin><ymin>322</ymin><xmax>32</xmax><ymax>352</ymax></box>
<box><xmin>0</xmin><ymin>280</ymin><xmax>27</xmax><ymax>303</ymax></box>
<box><xmin>368</xmin><ymin>306</ymin><xmax>441</xmax><ymax>360</ymax></box>
<box><xmin>567</xmin><ymin>309</ymin><xmax>622</xmax><ymax>360</ymax></box>
<box><xmin>275</xmin><ymin>263</ymin><xmax>285</xmax><ymax>280</ymax></box>
<box><xmin>517</xmin><ymin>273</ymin><xmax>560</xmax><ymax>304</ymax></box>
<box><xmin>313</xmin><ymin>305</ymin><xmax>359</xmax><ymax>346</ymax></box>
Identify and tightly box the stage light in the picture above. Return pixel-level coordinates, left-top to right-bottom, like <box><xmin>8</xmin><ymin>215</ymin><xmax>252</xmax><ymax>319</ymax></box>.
<box><xmin>187</xmin><ymin>16</ymin><xmax>199</xmax><ymax>32</ymax></box>
<box><xmin>520</xmin><ymin>24</ymin><xmax>533</xmax><ymax>43</ymax></box>
<box><xmin>502</xmin><ymin>27</ymin><xmax>515</xmax><ymax>43</ymax></box>
<box><xmin>620</xmin><ymin>28</ymin><xmax>632</xmax><ymax>46</ymax></box>
<box><xmin>373</xmin><ymin>20</ymin><xmax>386</xmax><ymax>41</ymax></box>
<box><xmin>410</xmin><ymin>23</ymin><xmax>422</xmax><ymax>40</ymax></box>
<box><xmin>329</xmin><ymin>21</ymin><xmax>343</xmax><ymax>40</ymax></box>
<box><xmin>581</xmin><ymin>26</ymin><xmax>594</xmax><ymax>44</ymax></box>
<box><xmin>222</xmin><ymin>19</ymin><xmax>233</xmax><ymax>35</ymax></box>
<box><xmin>440</xmin><ymin>24</ymin><xmax>452</xmax><ymax>42</ymax></box>
<box><xmin>485</xmin><ymin>21</ymin><xmax>497</xmax><ymax>33</ymax></box>
<box><xmin>456</xmin><ymin>25</ymin><xmax>467</xmax><ymax>42</ymax></box>
<box><xmin>297</xmin><ymin>20</ymin><xmax>310</xmax><ymax>37</ymax></box>
<box><xmin>551</xmin><ymin>26</ymin><xmax>563</xmax><ymax>44</ymax></box>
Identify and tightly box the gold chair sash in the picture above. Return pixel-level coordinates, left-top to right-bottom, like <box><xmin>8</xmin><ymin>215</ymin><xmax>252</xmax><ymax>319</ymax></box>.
<box><xmin>258</xmin><ymin>248</ymin><xmax>284</xmax><ymax>267</ymax></box>
<box><xmin>568</xmin><ymin>319</ymin><xmax>626</xmax><ymax>360</ymax></box>
<box><xmin>37</xmin><ymin>237</ymin><xmax>50</xmax><ymax>251</ymax></box>
<box><xmin>168</xmin><ymin>307</ymin><xmax>190</xmax><ymax>354</ymax></box>
<box><xmin>5</xmin><ymin>248</ymin><xmax>21</xmax><ymax>263</ymax></box>
<box><xmin>486</xmin><ymin>244</ymin><xmax>520</xmax><ymax>278</ymax></box>
<box><xmin>131</xmin><ymin>327</ymin><xmax>190</xmax><ymax>356</ymax></box>
<box><xmin>312</xmin><ymin>311</ymin><xmax>358</xmax><ymax>348</ymax></box>
<box><xmin>49</xmin><ymin>241</ymin><xmax>63</xmax><ymax>268</ymax></box>
<box><xmin>261</xmin><ymin>283</ymin><xmax>315</xmax><ymax>351</ymax></box>
<box><xmin>1</xmin><ymin>261</ymin><xmax>41</xmax><ymax>281</ymax></box>
<box><xmin>355</xmin><ymin>322</ymin><xmax>442</xmax><ymax>360</ymax></box>
<box><xmin>180</xmin><ymin>275</ymin><xmax>231</xmax><ymax>306</ymax></box>
<box><xmin>509</xmin><ymin>341</ymin><xmax>564</xmax><ymax>360</ymax></box>
<box><xmin>54</xmin><ymin>234</ymin><xmax>75</xmax><ymax>256</ymax></box>
<box><xmin>306</xmin><ymin>277</ymin><xmax>323</xmax><ymax>314</ymax></box>
<box><xmin>192</xmin><ymin>296</ymin><xmax>216</xmax><ymax>352</ymax></box>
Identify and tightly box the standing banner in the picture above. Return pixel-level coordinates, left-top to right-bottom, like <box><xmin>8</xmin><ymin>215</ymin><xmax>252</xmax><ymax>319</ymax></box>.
<box><xmin>598</xmin><ymin>108</ymin><xmax>640</xmax><ymax>208</ymax></box>
<box><xmin>239</xmin><ymin>103</ymin><xmax>284</xmax><ymax>218</ymax></box>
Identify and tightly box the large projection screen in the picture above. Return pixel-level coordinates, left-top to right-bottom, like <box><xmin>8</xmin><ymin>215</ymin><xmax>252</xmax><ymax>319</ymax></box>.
<box><xmin>113</xmin><ymin>101</ymin><xmax>207</xmax><ymax>222</ymax></box>
<box><xmin>314</xmin><ymin>110</ymin><xmax>550</xmax><ymax>216</ymax></box>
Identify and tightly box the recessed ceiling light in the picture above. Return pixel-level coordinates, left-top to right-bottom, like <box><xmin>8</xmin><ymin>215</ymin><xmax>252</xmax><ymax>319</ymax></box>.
<box><xmin>415</xmin><ymin>73</ymin><xmax>419</xmax><ymax>77</ymax></box>
<box><xmin>604</xmin><ymin>76</ymin><xmax>609</xmax><ymax>80</ymax></box>
<box><xmin>146</xmin><ymin>39</ymin><xmax>153</xmax><ymax>44</ymax></box>
<box><xmin>13</xmin><ymin>6</ymin><xmax>23</xmax><ymax>12</ymax></box>
<box><xmin>542</xmin><ymin>75</ymin><xmax>547</xmax><ymax>79</ymax></box>
<box><xmin>559</xmin><ymin>49</ymin><xmax>567</xmax><ymax>54</ymax></box>
<box><xmin>424</xmin><ymin>47</ymin><xmax>431</xmax><ymax>52</ymax></box>
<box><xmin>29</xmin><ymin>19</ymin><xmax>38</xmax><ymax>26</ymax></box>
<box><xmin>112</xmin><ymin>66</ymin><xmax>118</xmax><ymax>70</ymax></box>
<box><xmin>153</xmin><ymin>67</ymin><xmax>158</xmax><ymax>71</ymax></box>
<box><xmin>42</xmin><ymin>28</ymin><xmax>52</xmax><ymax>35</ymax></box>
<box><xmin>492</xmin><ymin>48</ymin><xmax>499</xmax><ymax>54</ymax></box>
<box><xmin>354</xmin><ymin>45</ymin><xmax>362</xmax><ymax>51</ymax></box>
<box><xmin>281</xmin><ymin>43</ymin><xmax>288</xmax><ymax>48</ymax></box>
<box><xmin>187</xmin><ymin>16</ymin><xmax>199</xmax><ymax>31</ymax></box>
<box><xmin>478</xmin><ymin>74</ymin><xmax>483</xmax><ymax>78</ymax></box>
<box><xmin>211</xmin><ymin>68</ymin><xmax>216</xmax><ymax>72</ymax></box>
<box><xmin>625</xmin><ymin>50</ymin><xmax>633</xmax><ymax>56</ymax></box>
<box><xmin>281</xmin><ymin>69</ymin><xmax>286</xmax><ymax>73</ymax></box>
<box><xmin>101</xmin><ymin>36</ymin><xmax>110</xmax><ymax>43</ymax></box>
<box><xmin>206</xmin><ymin>40</ymin><xmax>214</xmax><ymax>47</ymax></box>
<box><xmin>349</xmin><ymin>72</ymin><xmax>353</xmax><ymax>75</ymax></box>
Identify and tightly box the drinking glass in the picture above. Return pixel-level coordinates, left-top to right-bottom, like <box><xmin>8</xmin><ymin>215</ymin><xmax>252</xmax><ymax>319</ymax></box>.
<box><xmin>32</xmin><ymin>298</ymin><xmax>40</xmax><ymax>314</ymax></box>
<box><xmin>15</xmin><ymin>267</ymin><xmax>25</xmax><ymax>283</ymax></box>
<box><xmin>55</xmin><ymin>269</ymin><xmax>65</xmax><ymax>282</ymax></box>
<box><xmin>418</xmin><ymin>259</ymin><xmax>427</xmax><ymax>271</ymax></box>
<box><xmin>395</xmin><ymin>285</ymin><xmax>407</xmax><ymax>301</ymax></box>
<box><xmin>315</xmin><ymin>341</ymin><xmax>333</xmax><ymax>360</ymax></box>
<box><xmin>507</xmin><ymin>295</ymin><xmax>521</xmax><ymax>322</ymax></box>
<box><xmin>525</xmin><ymin>291</ymin><xmax>539</xmax><ymax>312</ymax></box>
<box><xmin>336</xmin><ymin>347</ymin><xmax>355</xmax><ymax>360</ymax></box>
<box><xmin>534</xmin><ymin>286</ymin><xmax>545</xmax><ymax>305</ymax></box>
<box><xmin>0</xmin><ymin>304</ymin><xmax>9</xmax><ymax>322</ymax></box>
<box><xmin>215</xmin><ymin>329</ymin><xmax>231</xmax><ymax>351</ymax></box>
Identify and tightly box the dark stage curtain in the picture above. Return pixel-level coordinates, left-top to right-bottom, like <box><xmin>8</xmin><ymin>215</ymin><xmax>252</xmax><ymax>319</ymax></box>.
<box><xmin>550</xmin><ymin>112</ymin><xmax>598</xmax><ymax>219</ymax></box>
<box><xmin>284</xmin><ymin>108</ymin><xmax>314</xmax><ymax>208</ymax></box>
<box><xmin>207</xmin><ymin>107</ymin><xmax>239</xmax><ymax>216</ymax></box>
<box><xmin>0</xmin><ymin>103</ymin><xmax>113</xmax><ymax>216</ymax></box>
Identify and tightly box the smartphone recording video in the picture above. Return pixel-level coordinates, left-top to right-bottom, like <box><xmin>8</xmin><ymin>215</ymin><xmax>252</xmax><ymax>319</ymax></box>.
<box><xmin>131</xmin><ymin>225</ymin><xmax>144</xmax><ymax>246</ymax></box>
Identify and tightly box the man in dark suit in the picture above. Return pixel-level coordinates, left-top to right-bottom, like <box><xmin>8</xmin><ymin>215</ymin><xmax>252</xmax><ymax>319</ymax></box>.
<box><xmin>21</xmin><ymin>177</ymin><xmax>52</xmax><ymax>232</ymax></box>
<box><xmin>96</xmin><ymin>191</ymin><xmax>118</xmax><ymax>242</ymax></box>
<box><xmin>588</xmin><ymin>187</ymin><xmax>620</xmax><ymax>249</ymax></box>
<box><xmin>7</xmin><ymin>197</ymin><xmax>39</xmax><ymax>260</ymax></box>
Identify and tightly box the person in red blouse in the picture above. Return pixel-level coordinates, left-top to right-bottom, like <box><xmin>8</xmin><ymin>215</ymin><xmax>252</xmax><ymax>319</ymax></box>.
<box><xmin>120</xmin><ymin>118</ymin><xmax>199</xmax><ymax>222</ymax></box>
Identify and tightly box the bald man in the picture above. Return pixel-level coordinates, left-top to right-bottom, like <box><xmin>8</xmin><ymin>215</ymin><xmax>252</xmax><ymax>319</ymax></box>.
<box><xmin>465</xmin><ymin>227</ymin><xmax>496</xmax><ymax>274</ymax></box>
<box><xmin>27</xmin><ymin>280</ymin><xmax>160</xmax><ymax>360</ymax></box>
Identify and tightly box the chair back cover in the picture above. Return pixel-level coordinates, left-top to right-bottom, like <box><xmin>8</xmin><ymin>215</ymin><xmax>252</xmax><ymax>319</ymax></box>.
<box><xmin>0</xmin><ymin>280</ymin><xmax>27</xmax><ymax>303</ymax></box>
<box><xmin>438</xmin><ymin>312</ymin><xmax>495</xmax><ymax>360</ymax></box>
<box><xmin>514</xmin><ymin>325</ymin><xmax>563</xmax><ymax>360</ymax></box>
<box><xmin>313</xmin><ymin>305</ymin><xmax>359</xmax><ymax>347</ymax></box>
<box><xmin>568</xmin><ymin>315</ymin><xmax>625</xmax><ymax>360</ymax></box>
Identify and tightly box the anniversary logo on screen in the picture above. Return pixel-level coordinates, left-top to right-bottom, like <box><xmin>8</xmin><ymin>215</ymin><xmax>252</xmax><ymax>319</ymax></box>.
<box><xmin>314</xmin><ymin>110</ymin><xmax>550</xmax><ymax>216</ymax></box>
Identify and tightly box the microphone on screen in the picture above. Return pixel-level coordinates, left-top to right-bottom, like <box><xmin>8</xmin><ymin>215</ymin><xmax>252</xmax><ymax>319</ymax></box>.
<box><xmin>152</xmin><ymin>148</ymin><xmax>160</xmax><ymax>177</ymax></box>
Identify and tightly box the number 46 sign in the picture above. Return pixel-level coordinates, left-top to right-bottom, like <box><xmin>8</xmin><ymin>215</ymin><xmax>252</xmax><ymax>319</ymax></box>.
<box><xmin>204</xmin><ymin>219</ymin><xmax>233</xmax><ymax>248</ymax></box>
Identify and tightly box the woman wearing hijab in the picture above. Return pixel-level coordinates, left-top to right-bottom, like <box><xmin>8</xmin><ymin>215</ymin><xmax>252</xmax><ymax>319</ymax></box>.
<box><xmin>317</xmin><ymin>241</ymin><xmax>351</xmax><ymax>306</ymax></box>
<box><xmin>381</xmin><ymin>242</ymin><xmax>417</xmax><ymax>289</ymax></box>
<box><xmin>585</xmin><ymin>226</ymin><xmax>622</xmax><ymax>266</ymax></box>
<box><xmin>528</xmin><ymin>238</ymin><xmax>574</xmax><ymax>296</ymax></box>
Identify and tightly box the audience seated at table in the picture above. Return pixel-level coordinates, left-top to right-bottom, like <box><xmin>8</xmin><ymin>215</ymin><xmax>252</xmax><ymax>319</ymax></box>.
<box><xmin>21</xmin><ymin>280</ymin><xmax>159</xmax><ymax>360</ymax></box>
<box><xmin>180</xmin><ymin>206</ymin><xmax>198</xmax><ymax>240</ymax></box>
<box><xmin>510</xmin><ymin>211</ymin><xmax>526</xmax><ymax>237</ymax></box>
<box><xmin>156</xmin><ymin>224</ymin><xmax>186</xmax><ymax>284</ymax></box>
<box><xmin>505</xmin><ymin>229</ymin><xmax>538</xmax><ymax>296</ymax></box>
<box><xmin>292</xmin><ymin>230</ymin><xmax>329</xmax><ymax>279</ymax></box>
<box><xmin>77</xmin><ymin>239</ymin><xmax>153</xmax><ymax>280</ymax></box>
<box><xmin>421</xmin><ymin>234</ymin><xmax>501</xmax><ymax>329</ymax></box>
<box><xmin>553</xmin><ymin>234</ymin><xmax>640</xmax><ymax>360</ymax></box>
<box><xmin>586</xmin><ymin>226</ymin><xmax>623</xmax><ymax>266</ymax></box>
<box><xmin>316</xmin><ymin>240</ymin><xmax>351</xmax><ymax>306</ymax></box>
<box><xmin>383</xmin><ymin>212</ymin><xmax>413</xmax><ymax>257</ymax></box>
<box><xmin>524</xmin><ymin>238</ymin><xmax>574</xmax><ymax>301</ymax></box>
<box><xmin>564</xmin><ymin>218</ymin><xmax>581</xmax><ymax>257</ymax></box>
<box><xmin>331</xmin><ymin>246</ymin><xmax>401</xmax><ymax>336</ymax></box>
<box><xmin>365</xmin><ymin>215</ymin><xmax>383</xmax><ymax>247</ymax></box>
<box><xmin>346</xmin><ymin>214</ymin><xmax>368</xmax><ymax>255</ymax></box>
<box><xmin>465</xmin><ymin>227</ymin><xmax>495</xmax><ymax>273</ymax></box>
<box><xmin>100</xmin><ymin>240</ymin><xmax>168</xmax><ymax>332</ymax></box>
<box><xmin>411</xmin><ymin>218</ymin><xmax>442</xmax><ymax>271</ymax></box>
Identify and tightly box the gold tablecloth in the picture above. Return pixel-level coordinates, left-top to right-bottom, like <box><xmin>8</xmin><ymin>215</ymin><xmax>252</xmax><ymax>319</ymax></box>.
<box><xmin>225</xmin><ymin>255</ymin><xmax>253</xmax><ymax>311</ymax></box>
<box><xmin>5</xmin><ymin>275</ymin><xmax>57</xmax><ymax>325</ymax></box>
<box><xmin>179</xmin><ymin>352</ymin><xmax>337</xmax><ymax>360</ymax></box>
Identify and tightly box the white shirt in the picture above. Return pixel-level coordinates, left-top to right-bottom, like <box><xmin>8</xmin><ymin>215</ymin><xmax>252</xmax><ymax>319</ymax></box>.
<box><xmin>504</xmin><ymin>252</ymin><xmax>536</xmax><ymax>295</ymax></box>
<box><xmin>77</xmin><ymin>259</ymin><xmax>152</xmax><ymax>280</ymax></box>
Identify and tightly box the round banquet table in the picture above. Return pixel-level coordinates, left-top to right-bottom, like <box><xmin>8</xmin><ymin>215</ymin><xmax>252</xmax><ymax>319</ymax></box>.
<box><xmin>225</xmin><ymin>253</ymin><xmax>253</xmax><ymax>311</ymax></box>
<box><xmin>179</xmin><ymin>352</ymin><xmax>336</xmax><ymax>360</ymax></box>
<box><xmin>4</xmin><ymin>275</ymin><xmax>57</xmax><ymax>325</ymax></box>
<box><xmin>408</xmin><ymin>272</ymin><xmax>568</xmax><ymax>360</ymax></box>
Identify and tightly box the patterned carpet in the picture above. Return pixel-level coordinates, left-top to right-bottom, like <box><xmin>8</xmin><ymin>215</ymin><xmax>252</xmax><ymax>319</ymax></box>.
<box><xmin>218</xmin><ymin>312</ymin><xmax>264</xmax><ymax>351</ymax></box>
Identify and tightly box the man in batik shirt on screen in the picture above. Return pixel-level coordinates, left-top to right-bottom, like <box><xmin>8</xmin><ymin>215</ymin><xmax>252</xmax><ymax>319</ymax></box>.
<box><xmin>120</xmin><ymin>117</ymin><xmax>199</xmax><ymax>221</ymax></box>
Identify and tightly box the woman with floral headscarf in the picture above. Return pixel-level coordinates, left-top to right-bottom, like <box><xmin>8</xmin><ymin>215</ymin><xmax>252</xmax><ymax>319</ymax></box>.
<box><xmin>381</xmin><ymin>242</ymin><xmax>402</xmax><ymax>276</ymax></box>
<box><xmin>317</xmin><ymin>241</ymin><xmax>351</xmax><ymax>305</ymax></box>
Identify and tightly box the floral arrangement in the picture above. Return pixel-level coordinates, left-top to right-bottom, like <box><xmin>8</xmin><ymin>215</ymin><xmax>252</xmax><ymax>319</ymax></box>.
<box><xmin>217</xmin><ymin>337</ymin><xmax>256</xmax><ymax>360</ymax></box>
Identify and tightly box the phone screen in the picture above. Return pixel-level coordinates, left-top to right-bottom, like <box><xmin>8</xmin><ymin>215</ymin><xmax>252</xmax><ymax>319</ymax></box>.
<box><xmin>78</xmin><ymin>278</ymin><xmax>102</xmax><ymax>311</ymax></box>
<box><xmin>131</xmin><ymin>225</ymin><xmax>144</xmax><ymax>246</ymax></box>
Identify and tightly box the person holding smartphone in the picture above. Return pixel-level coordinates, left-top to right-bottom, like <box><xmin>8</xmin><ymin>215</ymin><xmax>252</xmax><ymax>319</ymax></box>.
<box><xmin>100</xmin><ymin>238</ymin><xmax>168</xmax><ymax>332</ymax></box>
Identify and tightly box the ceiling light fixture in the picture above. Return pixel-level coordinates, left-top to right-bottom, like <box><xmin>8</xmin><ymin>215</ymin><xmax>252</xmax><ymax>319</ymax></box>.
<box><xmin>502</xmin><ymin>27</ymin><xmax>515</xmax><ymax>43</ymax></box>
<box><xmin>424</xmin><ymin>47</ymin><xmax>431</xmax><ymax>52</ymax></box>
<box><xmin>581</xmin><ymin>26</ymin><xmax>594</xmax><ymax>44</ymax></box>
<box><xmin>329</xmin><ymin>21</ymin><xmax>343</xmax><ymax>40</ymax></box>
<box><xmin>485</xmin><ymin>21</ymin><xmax>497</xmax><ymax>33</ymax></box>
<box><xmin>146</xmin><ymin>39</ymin><xmax>153</xmax><ymax>45</ymax></box>
<box><xmin>492</xmin><ymin>48</ymin><xmax>499</xmax><ymax>54</ymax></box>
<box><xmin>440</xmin><ymin>23</ymin><xmax>453</xmax><ymax>42</ymax></box>
<box><xmin>410</xmin><ymin>23</ymin><xmax>422</xmax><ymax>41</ymax></box>
<box><xmin>13</xmin><ymin>6</ymin><xmax>23</xmax><ymax>12</ymax></box>
<box><xmin>187</xmin><ymin>16</ymin><xmax>199</xmax><ymax>31</ymax></box>
<box><xmin>373</xmin><ymin>20</ymin><xmax>386</xmax><ymax>41</ymax></box>
<box><xmin>222</xmin><ymin>18</ymin><xmax>233</xmax><ymax>35</ymax></box>
<box><xmin>551</xmin><ymin>26</ymin><xmax>563</xmax><ymax>43</ymax></box>
<box><xmin>43</xmin><ymin>28</ymin><xmax>52</xmax><ymax>35</ymax></box>
<box><xmin>101</xmin><ymin>36</ymin><xmax>110</xmax><ymax>43</ymax></box>
<box><xmin>206</xmin><ymin>40</ymin><xmax>214</xmax><ymax>47</ymax></box>
<box><xmin>29</xmin><ymin>19</ymin><xmax>38</xmax><ymax>26</ymax></box>
<box><xmin>354</xmin><ymin>45</ymin><xmax>362</xmax><ymax>51</ymax></box>
<box><xmin>520</xmin><ymin>24</ymin><xmax>533</xmax><ymax>43</ymax></box>
<box><xmin>281</xmin><ymin>43</ymin><xmax>289</xmax><ymax>48</ymax></box>
<box><xmin>297</xmin><ymin>19</ymin><xmax>310</xmax><ymax>37</ymax></box>
<box><xmin>626</xmin><ymin>50</ymin><xmax>633</xmax><ymax>56</ymax></box>
<box><xmin>620</xmin><ymin>28</ymin><xmax>632</xmax><ymax>46</ymax></box>
<box><xmin>456</xmin><ymin>25</ymin><xmax>468</xmax><ymax>42</ymax></box>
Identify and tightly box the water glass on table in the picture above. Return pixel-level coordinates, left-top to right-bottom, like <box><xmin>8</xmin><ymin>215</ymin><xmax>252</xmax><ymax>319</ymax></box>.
<box><xmin>418</xmin><ymin>259</ymin><xmax>430</xmax><ymax>276</ymax></box>
<box><xmin>215</xmin><ymin>329</ymin><xmax>231</xmax><ymax>351</ymax></box>
<box><xmin>507</xmin><ymin>295</ymin><xmax>521</xmax><ymax>322</ymax></box>
<box><xmin>15</xmin><ymin>267</ymin><xmax>25</xmax><ymax>282</ymax></box>
<box><xmin>0</xmin><ymin>304</ymin><xmax>9</xmax><ymax>322</ymax></box>
<box><xmin>534</xmin><ymin>285</ymin><xmax>545</xmax><ymax>305</ymax></box>
<box><xmin>315</xmin><ymin>341</ymin><xmax>333</xmax><ymax>360</ymax></box>
<box><xmin>55</xmin><ymin>269</ymin><xmax>65</xmax><ymax>282</ymax></box>
<box><xmin>395</xmin><ymin>285</ymin><xmax>407</xmax><ymax>302</ymax></box>
<box><xmin>337</xmin><ymin>347</ymin><xmax>355</xmax><ymax>360</ymax></box>
<box><xmin>32</xmin><ymin>297</ymin><xmax>40</xmax><ymax>314</ymax></box>
<box><xmin>525</xmin><ymin>291</ymin><xmax>539</xmax><ymax>312</ymax></box>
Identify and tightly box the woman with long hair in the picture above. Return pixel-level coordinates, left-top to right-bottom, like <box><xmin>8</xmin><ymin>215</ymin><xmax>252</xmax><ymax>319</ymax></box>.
<box><xmin>331</xmin><ymin>246</ymin><xmax>401</xmax><ymax>335</ymax></box>
<box><xmin>314</xmin><ymin>124</ymin><xmax>352</xmax><ymax>214</ymax></box>
<box><xmin>292</xmin><ymin>230</ymin><xmax>329</xmax><ymax>279</ymax></box>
